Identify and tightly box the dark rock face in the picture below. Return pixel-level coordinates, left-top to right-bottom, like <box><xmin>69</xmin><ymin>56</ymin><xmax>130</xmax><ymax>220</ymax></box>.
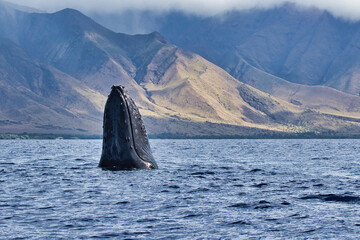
<box><xmin>99</xmin><ymin>86</ymin><xmax>158</xmax><ymax>170</ymax></box>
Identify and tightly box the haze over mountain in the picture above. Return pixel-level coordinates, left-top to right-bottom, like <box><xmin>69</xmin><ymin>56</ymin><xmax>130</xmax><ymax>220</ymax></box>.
<box><xmin>1</xmin><ymin>1</ymin><xmax>360</xmax><ymax>137</ymax></box>
<box><xmin>153</xmin><ymin>4</ymin><xmax>360</xmax><ymax>95</ymax></box>
<box><xmin>85</xmin><ymin>4</ymin><xmax>360</xmax><ymax>96</ymax></box>
<box><xmin>9</xmin><ymin>0</ymin><xmax>360</xmax><ymax>21</ymax></box>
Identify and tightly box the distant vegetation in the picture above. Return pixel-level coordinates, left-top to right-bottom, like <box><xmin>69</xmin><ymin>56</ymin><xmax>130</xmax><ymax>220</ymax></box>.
<box><xmin>149</xmin><ymin>132</ymin><xmax>360</xmax><ymax>139</ymax></box>
<box><xmin>0</xmin><ymin>134</ymin><xmax>30</xmax><ymax>139</ymax></box>
<box><xmin>0</xmin><ymin>133</ymin><xmax>101</xmax><ymax>140</ymax></box>
<box><xmin>1</xmin><ymin>132</ymin><xmax>360</xmax><ymax>140</ymax></box>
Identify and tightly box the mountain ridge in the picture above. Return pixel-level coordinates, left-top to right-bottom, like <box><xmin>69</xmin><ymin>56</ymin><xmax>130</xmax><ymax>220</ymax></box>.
<box><xmin>1</xmin><ymin>4</ymin><xmax>360</xmax><ymax>137</ymax></box>
<box><xmin>150</xmin><ymin>4</ymin><xmax>360</xmax><ymax>95</ymax></box>
<box><xmin>0</xmin><ymin>37</ymin><xmax>105</xmax><ymax>134</ymax></box>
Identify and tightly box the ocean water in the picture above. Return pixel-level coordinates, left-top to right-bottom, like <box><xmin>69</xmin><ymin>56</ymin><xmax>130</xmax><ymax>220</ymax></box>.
<box><xmin>0</xmin><ymin>139</ymin><xmax>359</xmax><ymax>239</ymax></box>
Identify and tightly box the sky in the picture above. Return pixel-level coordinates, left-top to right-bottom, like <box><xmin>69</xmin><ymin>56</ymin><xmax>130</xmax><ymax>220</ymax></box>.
<box><xmin>7</xmin><ymin>0</ymin><xmax>360</xmax><ymax>20</ymax></box>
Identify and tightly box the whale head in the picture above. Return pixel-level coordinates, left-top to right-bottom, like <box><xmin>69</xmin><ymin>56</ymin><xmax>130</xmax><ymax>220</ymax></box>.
<box><xmin>99</xmin><ymin>86</ymin><xmax>158</xmax><ymax>170</ymax></box>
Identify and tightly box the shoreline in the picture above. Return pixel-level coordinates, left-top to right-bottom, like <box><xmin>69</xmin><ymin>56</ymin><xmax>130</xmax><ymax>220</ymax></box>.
<box><xmin>2</xmin><ymin>133</ymin><xmax>360</xmax><ymax>140</ymax></box>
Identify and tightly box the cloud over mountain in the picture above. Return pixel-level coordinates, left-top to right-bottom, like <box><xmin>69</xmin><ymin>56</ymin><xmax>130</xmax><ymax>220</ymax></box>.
<box><xmin>7</xmin><ymin>0</ymin><xmax>360</xmax><ymax>20</ymax></box>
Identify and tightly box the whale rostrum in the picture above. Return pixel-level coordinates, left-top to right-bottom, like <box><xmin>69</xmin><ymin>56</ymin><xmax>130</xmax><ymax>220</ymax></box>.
<box><xmin>99</xmin><ymin>86</ymin><xmax>158</xmax><ymax>170</ymax></box>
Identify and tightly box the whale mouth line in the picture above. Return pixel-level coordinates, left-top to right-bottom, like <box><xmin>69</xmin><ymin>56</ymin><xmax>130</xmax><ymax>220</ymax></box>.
<box><xmin>121</xmin><ymin>90</ymin><xmax>145</xmax><ymax>163</ymax></box>
<box><xmin>118</xmin><ymin>87</ymin><xmax>153</xmax><ymax>167</ymax></box>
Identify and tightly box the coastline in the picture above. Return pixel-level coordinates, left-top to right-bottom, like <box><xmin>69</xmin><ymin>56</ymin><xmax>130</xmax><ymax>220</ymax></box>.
<box><xmin>2</xmin><ymin>133</ymin><xmax>360</xmax><ymax>140</ymax></box>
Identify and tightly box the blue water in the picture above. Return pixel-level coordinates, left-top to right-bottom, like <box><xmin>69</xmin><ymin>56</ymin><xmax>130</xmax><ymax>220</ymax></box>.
<box><xmin>0</xmin><ymin>139</ymin><xmax>360</xmax><ymax>239</ymax></box>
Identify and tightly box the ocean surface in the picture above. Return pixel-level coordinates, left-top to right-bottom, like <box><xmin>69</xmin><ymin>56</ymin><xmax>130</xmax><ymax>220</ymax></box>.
<box><xmin>0</xmin><ymin>139</ymin><xmax>359</xmax><ymax>239</ymax></box>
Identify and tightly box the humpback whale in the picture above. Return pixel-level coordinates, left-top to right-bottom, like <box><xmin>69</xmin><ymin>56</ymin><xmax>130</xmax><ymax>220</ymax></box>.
<box><xmin>99</xmin><ymin>86</ymin><xmax>158</xmax><ymax>170</ymax></box>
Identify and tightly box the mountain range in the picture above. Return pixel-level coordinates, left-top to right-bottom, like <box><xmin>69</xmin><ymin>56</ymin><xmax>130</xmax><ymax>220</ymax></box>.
<box><xmin>1</xmin><ymin>1</ymin><xmax>360</xmax><ymax>137</ymax></box>
<box><xmin>92</xmin><ymin>4</ymin><xmax>360</xmax><ymax>115</ymax></box>
<box><xmin>94</xmin><ymin>4</ymin><xmax>360</xmax><ymax>95</ymax></box>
